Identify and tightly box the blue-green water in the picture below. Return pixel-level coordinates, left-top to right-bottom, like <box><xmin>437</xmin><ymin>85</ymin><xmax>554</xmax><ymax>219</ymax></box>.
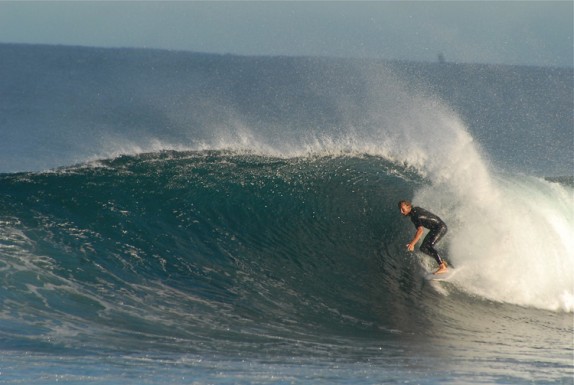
<box><xmin>0</xmin><ymin>44</ymin><xmax>572</xmax><ymax>384</ymax></box>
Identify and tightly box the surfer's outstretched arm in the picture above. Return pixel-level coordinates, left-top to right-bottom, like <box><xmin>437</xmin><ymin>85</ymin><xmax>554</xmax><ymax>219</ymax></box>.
<box><xmin>407</xmin><ymin>226</ymin><xmax>424</xmax><ymax>251</ymax></box>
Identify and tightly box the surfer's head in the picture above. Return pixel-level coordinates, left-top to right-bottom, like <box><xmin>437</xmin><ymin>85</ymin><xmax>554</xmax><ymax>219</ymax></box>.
<box><xmin>398</xmin><ymin>200</ymin><xmax>412</xmax><ymax>216</ymax></box>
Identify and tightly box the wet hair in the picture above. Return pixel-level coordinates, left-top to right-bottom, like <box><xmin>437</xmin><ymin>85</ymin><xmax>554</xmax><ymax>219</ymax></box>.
<box><xmin>398</xmin><ymin>200</ymin><xmax>412</xmax><ymax>210</ymax></box>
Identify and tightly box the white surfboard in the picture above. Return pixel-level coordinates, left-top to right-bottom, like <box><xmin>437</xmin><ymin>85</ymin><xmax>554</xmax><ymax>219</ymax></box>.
<box><xmin>425</xmin><ymin>268</ymin><xmax>458</xmax><ymax>281</ymax></box>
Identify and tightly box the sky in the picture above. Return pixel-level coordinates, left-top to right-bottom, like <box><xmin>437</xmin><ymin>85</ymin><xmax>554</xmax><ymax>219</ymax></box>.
<box><xmin>0</xmin><ymin>1</ymin><xmax>572</xmax><ymax>67</ymax></box>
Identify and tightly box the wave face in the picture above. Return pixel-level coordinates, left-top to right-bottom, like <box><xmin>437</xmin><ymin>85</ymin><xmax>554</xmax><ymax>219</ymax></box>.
<box><xmin>0</xmin><ymin>154</ymin><xmax>416</xmax><ymax>351</ymax></box>
<box><xmin>1</xmin><ymin>152</ymin><xmax>573</xmax><ymax>382</ymax></box>
<box><xmin>0</xmin><ymin>44</ymin><xmax>572</xmax><ymax>383</ymax></box>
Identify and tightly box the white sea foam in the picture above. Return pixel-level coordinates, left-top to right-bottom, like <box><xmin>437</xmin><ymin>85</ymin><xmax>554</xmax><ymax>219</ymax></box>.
<box><xmin>330</xmin><ymin>70</ymin><xmax>574</xmax><ymax>312</ymax></box>
<box><xmin>404</xmin><ymin>109</ymin><xmax>574</xmax><ymax>312</ymax></box>
<box><xmin>440</xmin><ymin>175</ymin><xmax>574</xmax><ymax>312</ymax></box>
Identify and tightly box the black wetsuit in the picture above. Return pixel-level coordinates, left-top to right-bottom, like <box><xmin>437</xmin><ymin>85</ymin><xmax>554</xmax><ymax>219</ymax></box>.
<box><xmin>408</xmin><ymin>207</ymin><xmax>448</xmax><ymax>265</ymax></box>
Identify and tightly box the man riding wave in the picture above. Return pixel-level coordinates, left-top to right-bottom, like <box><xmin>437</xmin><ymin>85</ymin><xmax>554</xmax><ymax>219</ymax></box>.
<box><xmin>398</xmin><ymin>200</ymin><xmax>448</xmax><ymax>274</ymax></box>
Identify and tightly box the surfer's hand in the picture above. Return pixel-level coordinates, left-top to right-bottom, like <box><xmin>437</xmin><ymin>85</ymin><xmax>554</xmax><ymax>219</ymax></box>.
<box><xmin>406</xmin><ymin>243</ymin><xmax>415</xmax><ymax>252</ymax></box>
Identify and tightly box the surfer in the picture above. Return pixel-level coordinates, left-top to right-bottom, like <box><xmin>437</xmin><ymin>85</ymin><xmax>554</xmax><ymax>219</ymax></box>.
<box><xmin>398</xmin><ymin>200</ymin><xmax>448</xmax><ymax>274</ymax></box>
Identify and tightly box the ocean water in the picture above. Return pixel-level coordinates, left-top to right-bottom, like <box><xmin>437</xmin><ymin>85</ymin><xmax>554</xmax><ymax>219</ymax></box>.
<box><xmin>0</xmin><ymin>44</ymin><xmax>572</xmax><ymax>384</ymax></box>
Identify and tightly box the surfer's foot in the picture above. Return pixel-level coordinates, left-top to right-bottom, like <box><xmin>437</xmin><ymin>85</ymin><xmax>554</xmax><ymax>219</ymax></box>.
<box><xmin>434</xmin><ymin>262</ymin><xmax>448</xmax><ymax>275</ymax></box>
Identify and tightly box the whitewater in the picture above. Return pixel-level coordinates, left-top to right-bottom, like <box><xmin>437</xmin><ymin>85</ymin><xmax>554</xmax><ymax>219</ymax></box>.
<box><xmin>0</xmin><ymin>44</ymin><xmax>572</xmax><ymax>384</ymax></box>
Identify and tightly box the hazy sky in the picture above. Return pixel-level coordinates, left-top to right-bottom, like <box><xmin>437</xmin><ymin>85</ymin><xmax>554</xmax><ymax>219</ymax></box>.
<box><xmin>0</xmin><ymin>1</ymin><xmax>572</xmax><ymax>67</ymax></box>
